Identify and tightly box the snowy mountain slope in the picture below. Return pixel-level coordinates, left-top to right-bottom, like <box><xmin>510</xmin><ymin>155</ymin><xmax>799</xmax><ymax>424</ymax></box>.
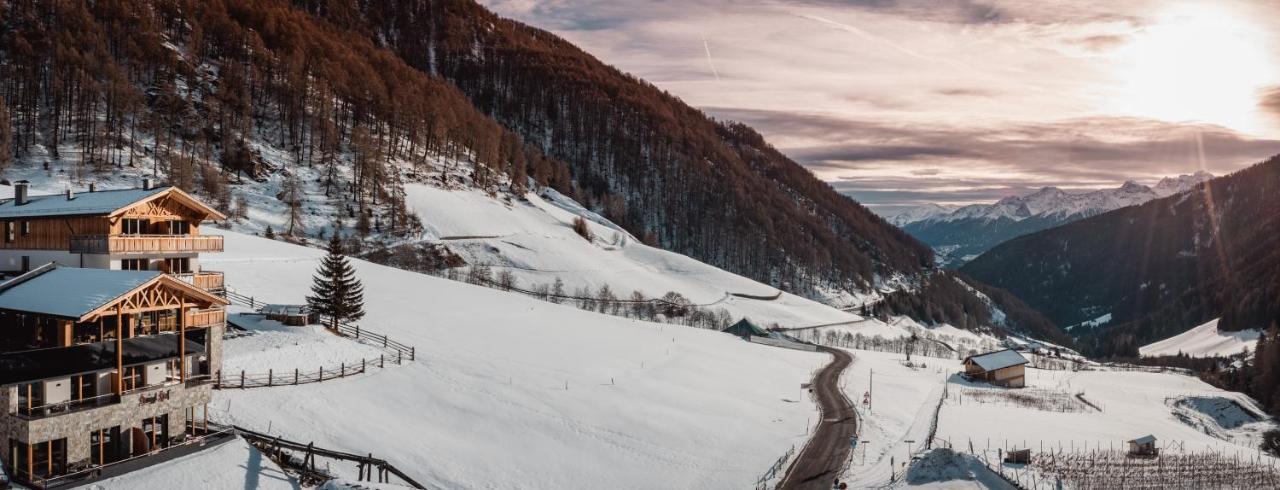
<box><xmin>402</xmin><ymin>182</ymin><xmax>866</xmax><ymax>328</ymax></box>
<box><xmin>887</xmin><ymin>172</ymin><xmax>1213</xmax><ymax>267</ymax></box>
<box><xmin>205</xmin><ymin>232</ymin><xmax>827</xmax><ymax>489</ymax></box>
<box><xmin>1139</xmin><ymin>319</ymin><xmax>1260</xmax><ymax>358</ymax></box>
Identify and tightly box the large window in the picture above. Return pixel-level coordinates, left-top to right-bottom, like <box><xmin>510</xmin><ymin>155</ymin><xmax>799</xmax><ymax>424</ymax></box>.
<box><xmin>17</xmin><ymin>381</ymin><xmax>44</xmax><ymax>415</ymax></box>
<box><xmin>164</xmin><ymin>257</ymin><xmax>190</xmax><ymax>273</ymax></box>
<box><xmin>121</xmin><ymin>258</ymin><xmax>149</xmax><ymax>271</ymax></box>
<box><xmin>120</xmin><ymin>366</ymin><xmax>144</xmax><ymax>392</ymax></box>
<box><xmin>29</xmin><ymin>438</ymin><xmax>67</xmax><ymax>478</ymax></box>
<box><xmin>168</xmin><ymin>220</ymin><xmax>190</xmax><ymax>235</ymax></box>
<box><xmin>142</xmin><ymin>414</ymin><xmax>170</xmax><ymax>451</ymax></box>
<box><xmin>90</xmin><ymin>426</ymin><xmax>122</xmax><ymax>466</ymax></box>
<box><xmin>121</xmin><ymin>218</ymin><xmax>149</xmax><ymax>235</ymax></box>
<box><xmin>4</xmin><ymin>220</ymin><xmax>13</xmax><ymax>243</ymax></box>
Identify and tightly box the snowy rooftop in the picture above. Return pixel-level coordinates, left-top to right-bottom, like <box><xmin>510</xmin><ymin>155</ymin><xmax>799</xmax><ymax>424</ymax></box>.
<box><xmin>0</xmin><ymin>186</ymin><xmax>168</xmax><ymax>218</ymax></box>
<box><xmin>0</xmin><ymin>266</ymin><xmax>159</xmax><ymax>318</ymax></box>
<box><xmin>964</xmin><ymin>349</ymin><xmax>1029</xmax><ymax>372</ymax></box>
<box><xmin>1129</xmin><ymin>434</ymin><xmax>1157</xmax><ymax>445</ymax></box>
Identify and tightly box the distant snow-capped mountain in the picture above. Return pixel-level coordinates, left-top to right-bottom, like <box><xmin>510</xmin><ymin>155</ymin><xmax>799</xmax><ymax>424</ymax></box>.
<box><xmin>887</xmin><ymin>171</ymin><xmax>1213</xmax><ymax>267</ymax></box>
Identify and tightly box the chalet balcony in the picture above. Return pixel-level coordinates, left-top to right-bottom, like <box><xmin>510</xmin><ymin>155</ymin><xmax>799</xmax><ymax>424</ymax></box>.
<box><xmin>187</xmin><ymin>307</ymin><xmax>226</xmax><ymax>328</ymax></box>
<box><xmin>68</xmin><ymin>234</ymin><xmax>224</xmax><ymax>254</ymax></box>
<box><xmin>173</xmin><ymin>271</ymin><xmax>225</xmax><ymax>294</ymax></box>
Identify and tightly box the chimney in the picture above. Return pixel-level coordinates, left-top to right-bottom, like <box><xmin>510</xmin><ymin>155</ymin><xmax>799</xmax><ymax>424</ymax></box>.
<box><xmin>14</xmin><ymin>181</ymin><xmax>28</xmax><ymax>206</ymax></box>
<box><xmin>66</xmin><ymin>188</ymin><xmax>75</xmax><ymax>200</ymax></box>
<box><xmin>88</xmin><ymin>183</ymin><xmax>97</xmax><ymax>193</ymax></box>
<box><xmin>142</xmin><ymin>178</ymin><xmax>153</xmax><ymax>190</ymax></box>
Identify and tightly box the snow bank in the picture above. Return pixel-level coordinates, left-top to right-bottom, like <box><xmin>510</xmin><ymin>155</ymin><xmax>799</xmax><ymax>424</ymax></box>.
<box><xmin>72</xmin><ymin>437</ymin><xmax>297</xmax><ymax>490</ymax></box>
<box><xmin>1139</xmin><ymin>319</ymin><xmax>1259</xmax><ymax>358</ymax></box>
<box><xmin>221</xmin><ymin>310</ymin><xmax>386</xmax><ymax>375</ymax></box>
<box><xmin>207</xmin><ymin>231</ymin><xmax>825</xmax><ymax>489</ymax></box>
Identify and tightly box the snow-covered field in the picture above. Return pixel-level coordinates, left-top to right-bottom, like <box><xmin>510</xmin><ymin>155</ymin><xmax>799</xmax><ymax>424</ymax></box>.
<box><xmin>805</xmin><ymin>346</ymin><xmax>1280</xmax><ymax>489</ymax></box>
<box><xmin>1139</xmin><ymin>318</ymin><xmax>1260</xmax><ymax>358</ymax></box>
<box><xmin>72</xmin><ymin>438</ymin><xmax>297</xmax><ymax>490</ymax></box>
<box><xmin>221</xmin><ymin>309</ymin><xmax>387</xmax><ymax>375</ymax></box>
<box><xmin>207</xmin><ymin>231</ymin><xmax>828</xmax><ymax>489</ymax></box>
<box><xmin>404</xmin><ymin>183</ymin><xmax>862</xmax><ymax>328</ymax></box>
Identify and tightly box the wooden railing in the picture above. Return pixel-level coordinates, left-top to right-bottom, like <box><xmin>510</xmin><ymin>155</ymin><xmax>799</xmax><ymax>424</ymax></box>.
<box><xmin>188</xmin><ymin>307</ymin><xmax>225</xmax><ymax>328</ymax></box>
<box><xmin>69</xmin><ymin>234</ymin><xmax>224</xmax><ymax>254</ymax></box>
<box><xmin>174</xmin><ymin>271</ymin><xmax>225</xmax><ymax>292</ymax></box>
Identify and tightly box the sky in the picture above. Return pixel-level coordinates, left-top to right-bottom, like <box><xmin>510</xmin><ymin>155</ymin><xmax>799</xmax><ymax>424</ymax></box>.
<box><xmin>481</xmin><ymin>0</ymin><xmax>1280</xmax><ymax>213</ymax></box>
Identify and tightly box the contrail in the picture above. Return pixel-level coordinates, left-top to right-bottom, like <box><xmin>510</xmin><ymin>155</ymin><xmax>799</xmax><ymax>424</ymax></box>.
<box><xmin>791</xmin><ymin>12</ymin><xmax>936</xmax><ymax>64</ymax></box>
<box><xmin>702</xmin><ymin>37</ymin><xmax>721</xmax><ymax>81</ymax></box>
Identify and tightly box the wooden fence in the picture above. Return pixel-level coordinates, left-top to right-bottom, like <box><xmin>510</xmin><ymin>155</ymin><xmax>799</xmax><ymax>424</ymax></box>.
<box><xmin>232</xmin><ymin>423</ymin><xmax>427</xmax><ymax>489</ymax></box>
<box><xmin>216</xmin><ymin>353</ymin><xmax>409</xmax><ymax>389</ymax></box>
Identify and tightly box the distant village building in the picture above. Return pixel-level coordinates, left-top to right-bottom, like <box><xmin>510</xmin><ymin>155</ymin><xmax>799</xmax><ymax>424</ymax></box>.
<box><xmin>962</xmin><ymin>349</ymin><xmax>1029</xmax><ymax>388</ymax></box>
<box><xmin>1128</xmin><ymin>435</ymin><xmax>1158</xmax><ymax>457</ymax></box>
<box><xmin>721</xmin><ymin>319</ymin><xmax>770</xmax><ymax>339</ymax></box>
<box><xmin>0</xmin><ymin>182</ymin><xmax>228</xmax><ymax>487</ymax></box>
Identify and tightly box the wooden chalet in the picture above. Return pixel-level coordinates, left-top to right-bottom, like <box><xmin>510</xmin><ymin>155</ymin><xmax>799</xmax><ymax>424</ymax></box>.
<box><xmin>962</xmin><ymin>349</ymin><xmax>1029</xmax><ymax>388</ymax></box>
<box><xmin>0</xmin><ymin>264</ymin><xmax>228</xmax><ymax>485</ymax></box>
<box><xmin>1128</xmin><ymin>435</ymin><xmax>1158</xmax><ymax>457</ymax></box>
<box><xmin>0</xmin><ymin>180</ymin><xmax>225</xmax><ymax>294</ymax></box>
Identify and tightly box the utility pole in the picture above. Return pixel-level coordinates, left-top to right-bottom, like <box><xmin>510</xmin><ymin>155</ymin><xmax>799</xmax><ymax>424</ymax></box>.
<box><xmin>869</xmin><ymin>369</ymin><xmax>874</xmax><ymax>413</ymax></box>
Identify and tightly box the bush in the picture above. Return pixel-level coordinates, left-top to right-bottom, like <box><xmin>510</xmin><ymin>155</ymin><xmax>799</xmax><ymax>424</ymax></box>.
<box><xmin>572</xmin><ymin>216</ymin><xmax>593</xmax><ymax>241</ymax></box>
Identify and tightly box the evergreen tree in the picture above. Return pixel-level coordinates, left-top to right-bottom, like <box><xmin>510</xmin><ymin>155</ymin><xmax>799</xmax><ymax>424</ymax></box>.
<box><xmin>307</xmin><ymin>234</ymin><xmax>366</xmax><ymax>330</ymax></box>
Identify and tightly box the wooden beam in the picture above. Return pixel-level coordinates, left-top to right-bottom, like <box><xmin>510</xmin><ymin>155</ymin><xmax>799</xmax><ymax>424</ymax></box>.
<box><xmin>179</xmin><ymin>294</ymin><xmax>186</xmax><ymax>383</ymax></box>
<box><xmin>115</xmin><ymin>305</ymin><xmax>123</xmax><ymax>395</ymax></box>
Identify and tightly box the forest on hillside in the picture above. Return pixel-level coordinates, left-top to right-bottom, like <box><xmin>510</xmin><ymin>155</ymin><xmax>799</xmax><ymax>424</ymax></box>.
<box><xmin>964</xmin><ymin>155</ymin><xmax>1280</xmax><ymax>357</ymax></box>
<box><xmin>291</xmin><ymin>0</ymin><xmax>934</xmax><ymax>295</ymax></box>
<box><xmin>0</xmin><ymin>0</ymin><xmax>934</xmax><ymax>301</ymax></box>
<box><xmin>0</xmin><ymin>0</ymin><xmax>574</xmax><ymax>238</ymax></box>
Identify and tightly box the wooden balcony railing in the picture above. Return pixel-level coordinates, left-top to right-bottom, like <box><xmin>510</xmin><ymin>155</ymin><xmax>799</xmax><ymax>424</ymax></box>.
<box><xmin>174</xmin><ymin>271</ymin><xmax>225</xmax><ymax>293</ymax></box>
<box><xmin>188</xmin><ymin>307</ymin><xmax>226</xmax><ymax>328</ymax></box>
<box><xmin>69</xmin><ymin>234</ymin><xmax>224</xmax><ymax>254</ymax></box>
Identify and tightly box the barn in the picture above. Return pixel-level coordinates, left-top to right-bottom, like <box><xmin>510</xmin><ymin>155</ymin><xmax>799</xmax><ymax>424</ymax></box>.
<box><xmin>963</xmin><ymin>349</ymin><xmax>1029</xmax><ymax>388</ymax></box>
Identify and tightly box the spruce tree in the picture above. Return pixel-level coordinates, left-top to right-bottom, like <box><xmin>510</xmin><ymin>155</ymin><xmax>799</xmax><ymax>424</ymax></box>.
<box><xmin>307</xmin><ymin>233</ymin><xmax>366</xmax><ymax>330</ymax></box>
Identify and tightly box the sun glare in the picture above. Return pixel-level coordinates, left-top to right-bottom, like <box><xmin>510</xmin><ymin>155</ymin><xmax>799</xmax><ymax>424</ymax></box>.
<box><xmin>1113</xmin><ymin>4</ymin><xmax>1277</xmax><ymax>135</ymax></box>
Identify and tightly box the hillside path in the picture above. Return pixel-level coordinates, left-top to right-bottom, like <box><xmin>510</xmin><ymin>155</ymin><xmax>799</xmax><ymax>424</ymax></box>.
<box><xmin>778</xmin><ymin>347</ymin><xmax>856</xmax><ymax>490</ymax></box>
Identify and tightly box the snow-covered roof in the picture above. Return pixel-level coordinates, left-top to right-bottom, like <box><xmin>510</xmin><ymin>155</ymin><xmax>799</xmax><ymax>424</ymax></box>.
<box><xmin>965</xmin><ymin>349</ymin><xmax>1029</xmax><ymax>372</ymax></box>
<box><xmin>1129</xmin><ymin>435</ymin><xmax>1156</xmax><ymax>445</ymax></box>
<box><xmin>262</xmin><ymin>304</ymin><xmax>310</xmax><ymax>316</ymax></box>
<box><xmin>0</xmin><ymin>186</ymin><xmax>170</xmax><ymax>218</ymax></box>
<box><xmin>0</xmin><ymin>267</ymin><xmax>161</xmax><ymax>319</ymax></box>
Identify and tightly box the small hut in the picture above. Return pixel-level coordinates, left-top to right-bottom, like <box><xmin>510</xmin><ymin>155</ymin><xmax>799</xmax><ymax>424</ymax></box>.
<box><xmin>721</xmin><ymin>319</ymin><xmax>770</xmax><ymax>340</ymax></box>
<box><xmin>962</xmin><ymin>349</ymin><xmax>1029</xmax><ymax>388</ymax></box>
<box><xmin>261</xmin><ymin>304</ymin><xmax>319</xmax><ymax>326</ymax></box>
<box><xmin>1127</xmin><ymin>435</ymin><xmax>1158</xmax><ymax>457</ymax></box>
<box><xmin>1004</xmin><ymin>448</ymin><xmax>1031</xmax><ymax>464</ymax></box>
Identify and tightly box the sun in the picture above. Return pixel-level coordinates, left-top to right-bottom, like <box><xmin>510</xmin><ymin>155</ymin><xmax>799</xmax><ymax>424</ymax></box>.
<box><xmin>1112</xmin><ymin>3</ymin><xmax>1277</xmax><ymax>135</ymax></box>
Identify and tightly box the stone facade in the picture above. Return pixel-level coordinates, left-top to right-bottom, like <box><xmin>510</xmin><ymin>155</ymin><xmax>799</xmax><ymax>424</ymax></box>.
<box><xmin>0</xmin><ymin>320</ymin><xmax>223</xmax><ymax>475</ymax></box>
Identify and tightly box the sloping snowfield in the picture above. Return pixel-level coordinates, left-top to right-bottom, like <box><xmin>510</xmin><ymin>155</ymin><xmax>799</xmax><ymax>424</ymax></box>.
<box><xmin>73</xmin><ymin>437</ymin><xmax>298</xmax><ymax>490</ymax></box>
<box><xmin>207</xmin><ymin>232</ymin><xmax>826</xmax><ymax>489</ymax></box>
<box><xmin>404</xmin><ymin>184</ymin><xmax>860</xmax><ymax>328</ymax></box>
<box><xmin>1139</xmin><ymin>318</ymin><xmax>1260</xmax><ymax>358</ymax></box>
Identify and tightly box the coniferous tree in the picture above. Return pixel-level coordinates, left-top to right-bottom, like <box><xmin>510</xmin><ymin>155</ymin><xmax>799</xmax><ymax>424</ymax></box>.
<box><xmin>307</xmin><ymin>234</ymin><xmax>366</xmax><ymax>330</ymax></box>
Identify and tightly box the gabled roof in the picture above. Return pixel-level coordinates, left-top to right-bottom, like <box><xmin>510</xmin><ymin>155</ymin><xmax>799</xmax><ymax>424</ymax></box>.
<box><xmin>722</xmin><ymin>318</ymin><xmax>770</xmax><ymax>338</ymax></box>
<box><xmin>0</xmin><ymin>265</ymin><xmax>227</xmax><ymax>321</ymax></box>
<box><xmin>1129</xmin><ymin>435</ymin><xmax>1156</xmax><ymax>445</ymax></box>
<box><xmin>0</xmin><ymin>185</ymin><xmax>226</xmax><ymax>220</ymax></box>
<box><xmin>964</xmin><ymin>349</ymin><xmax>1029</xmax><ymax>372</ymax></box>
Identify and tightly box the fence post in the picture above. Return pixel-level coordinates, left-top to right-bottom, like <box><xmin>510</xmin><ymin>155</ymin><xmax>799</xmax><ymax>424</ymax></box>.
<box><xmin>295</xmin><ymin>369</ymin><xmax>299</xmax><ymax>385</ymax></box>
<box><xmin>240</xmin><ymin>370</ymin><xmax>245</xmax><ymax>389</ymax></box>
<box><xmin>398</xmin><ymin>350</ymin><xmax>402</xmax><ymax>365</ymax></box>
<box><xmin>268</xmin><ymin>369</ymin><xmax>273</xmax><ymax>387</ymax></box>
<box><xmin>411</xmin><ymin>347</ymin><xmax>415</xmax><ymax>361</ymax></box>
<box><xmin>383</xmin><ymin>336</ymin><xmax>388</xmax><ymax>349</ymax></box>
<box><xmin>362</xmin><ymin>358</ymin><xmax>366</xmax><ymax>373</ymax></box>
<box><xmin>355</xmin><ymin>325</ymin><xmax>360</xmax><ymax>338</ymax></box>
<box><xmin>380</xmin><ymin>355</ymin><xmax>385</xmax><ymax>369</ymax></box>
<box><xmin>216</xmin><ymin>371</ymin><xmax>221</xmax><ymax>388</ymax></box>
<box><xmin>341</xmin><ymin>362</ymin><xmax>346</xmax><ymax>378</ymax></box>
<box><xmin>319</xmin><ymin>366</ymin><xmax>324</xmax><ymax>382</ymax></box>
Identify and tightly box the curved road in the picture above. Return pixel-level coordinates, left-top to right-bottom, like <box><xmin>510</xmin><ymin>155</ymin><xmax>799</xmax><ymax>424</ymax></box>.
<box><xmin>778</xmin><ymin>346</ymin><xmax>857</xmax><ymax>490</ymax></box>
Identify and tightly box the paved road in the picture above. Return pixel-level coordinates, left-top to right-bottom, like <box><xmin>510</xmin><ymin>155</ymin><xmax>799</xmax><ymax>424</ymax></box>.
<box><xmin>778</xmin><ymin>347</ymin><xmax>857</xmax><ymax>490</ymax></box>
